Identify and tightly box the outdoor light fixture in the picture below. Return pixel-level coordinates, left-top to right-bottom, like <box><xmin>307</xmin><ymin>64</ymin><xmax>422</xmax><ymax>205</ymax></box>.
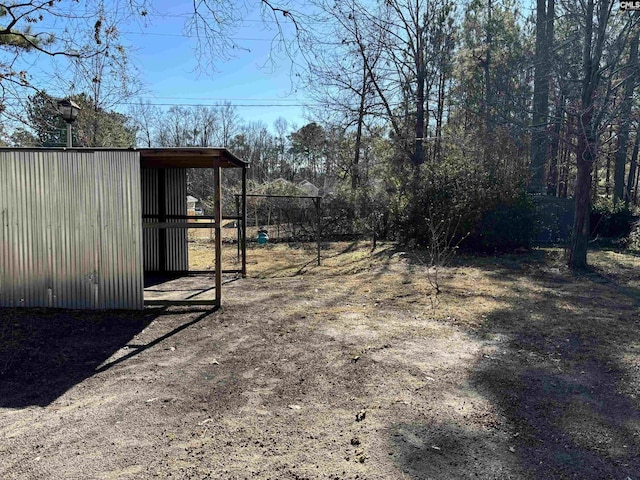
<box><xmin>57</xmin><ymin>98</ymin><xmax>81</xmax><ymax>148</ymax></box>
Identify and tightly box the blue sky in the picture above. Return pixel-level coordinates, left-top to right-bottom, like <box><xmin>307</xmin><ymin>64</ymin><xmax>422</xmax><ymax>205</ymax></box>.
<box><xmin>123</xmin><ymin>1</ymin><xmax>309</xmax><ymax>129</ymax></box>
<box><xmin>7</xmin><ymin>1</ymin><xmax>310</xmax><ymax>133</ymax></box>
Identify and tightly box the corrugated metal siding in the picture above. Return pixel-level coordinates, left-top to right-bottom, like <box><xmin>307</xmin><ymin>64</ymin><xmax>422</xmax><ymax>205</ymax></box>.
<box><xmin>165</xmin><ymin>168</ymin><xmax>188</xmax><ymax>270</ymax></box>
<box><xmin>0</xmin><ymin>150</ymin><xmax>143</xmax><ymax>309</ymax></box>
<box><xmin>141</xmin><ymin>168</ymin><xmax>187</xmax><ymax>272</ymax></box>
<box><xmin>141</xmin><ymin>168</ymin><xmax>159</xmax><ymax>271</ymax></box>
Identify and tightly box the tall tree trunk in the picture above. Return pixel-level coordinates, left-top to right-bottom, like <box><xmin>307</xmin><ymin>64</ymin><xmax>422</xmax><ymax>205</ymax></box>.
<box><xmin>352</xmin><ymin>67</ymin><xmax>368</xmax><ymax>190</ymax></box>
<box><xmin>592</xmin><ymin>157</ymin><xmax>599</xmax><ymax>203</ymax></box>
<box><xmin>557</xmin><ymin>114</ymin><xmax>570</xmax><ymax>197</ymax></box>
<box><xmin>569</xmin><ymin>0</ymin><xmax>608</xmax><ymax>269</ymax></box>
<box><xmin>547</xmin><ymin>93</ymin><xmax>564</xmax><ymax>195</ymax></box>
<box><xmin>614</xmin><ymin>24</ymin><xmax>639</xmax><ymax>203</ymax></box>
<box><xmin>626</xmin><ymin>132</ymin><xmax>640</xmax><ymax>205</ymax></box>
<box><xmin>560</xmin><ymin>142</ymin><xmax>570</xmax><ymax>198</ymax></box>
<box><xmin>414</xmin><ymin>43</ymin><xmax>426</xmax><ymax>165</ymax></box>
<box><xmin>434</xmin><ymin>68</ymin><xmax>446</xmax><ymax>163</ymax></box>
<box><xmin>530</xmin><ymin>0</ymin><xmax>554</xmax><ymax>193</ymax></box>
<box><xmin>634</xmin><ymin>156</ymin><xmax>640</xmax><ymax>204</ymax></box>
<box><xmin>484</xmin><ymin>0</ymin><xmax>493</xmax><ymax>130</ymax></box>
<box><xmin>570</xmin><ymin>143</ymin><xmax>593</xmax><ymax>268</ymax></box>
<box><xmin>605</xmin><ymin>124</ymin><xmax>614</xmax><ymax>198</ymax></box>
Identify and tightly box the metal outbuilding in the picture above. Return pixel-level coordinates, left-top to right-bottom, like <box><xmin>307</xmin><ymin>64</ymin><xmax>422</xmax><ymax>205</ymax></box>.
<box><xmin>0</xmin><ymin>147</ymin><xmax>247</xmax><ymax>310</ymax></box>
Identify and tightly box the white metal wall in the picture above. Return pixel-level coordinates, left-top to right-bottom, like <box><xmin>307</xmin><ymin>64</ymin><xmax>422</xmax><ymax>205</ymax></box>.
<box><xmin>0</xmin><ymin>150</ymin><xmax>143</xmax><ymax>309</ymax></box>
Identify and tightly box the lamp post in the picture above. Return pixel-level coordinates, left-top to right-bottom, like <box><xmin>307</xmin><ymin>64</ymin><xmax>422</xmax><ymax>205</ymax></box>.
<box><xmin>57</xmin><ymin>98</ymin><xmax>81</xmax><ymax>147</ymax></box>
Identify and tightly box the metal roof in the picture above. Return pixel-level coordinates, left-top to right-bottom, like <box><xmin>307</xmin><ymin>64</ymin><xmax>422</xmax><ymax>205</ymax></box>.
<box><xmin>139</xmin><ymin>148</ymin><xmax>247</xmax><ymax>169</ymax></box>
<box><xmin>0</xmin><ymin>147</ymin><xmax>248</xmax><ymax>169</ymax></box>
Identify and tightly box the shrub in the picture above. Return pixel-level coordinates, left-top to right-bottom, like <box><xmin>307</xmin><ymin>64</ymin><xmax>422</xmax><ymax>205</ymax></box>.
<box><xmin>626</xmin><ymin>220</ymin><xmax>640</xmax><ymax>252</ymax></box>
<box><xmin>590</xmin><ymin>199</ymin><xmax>637</xmax><ymax>239</ymax></box>
<box><xmin>463</xmin><ymin>193</ymin><xmax>538</xmax><ymax>252</ymax></box>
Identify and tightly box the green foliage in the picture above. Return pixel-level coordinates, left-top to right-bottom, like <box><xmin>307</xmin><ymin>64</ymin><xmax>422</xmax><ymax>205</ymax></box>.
<box><xmin>625</xmin><ymin>220</ymin><xmax>640</xmax><ymax>252</ymax></box>
<box><xmin>456</xmin><ymin>0</ymin><xmax>532</xmax><ymax>130</ymax></box>
<box><xmin>591</xmin><ymin>199</ymin><xmax>638</xmax><ymax>239</ymax></box>
<box><xmin>26</xmin><ymin>92</ymin><xmax>67</xmax><ymax>146</ymax></box>
<box><xmin>533</xmin><ymin>196</ymin><xmax>574</xmax><ymax>244</ymax></box>
<box><xmin>9</xmin><ymin>127</ymin><xmax>37</xmax><ymax>147</ymax></box>
<box><xmin>25</xmin><ymin>91</ymin><xmax>136</xmax><ymax>147</ymax></box>
<box><xmin>320</xmin><ymin>191</ymin><xmax>358</xmax><ymax>238</ymax></box>
<box><xmin>386</xmin><ymin>125</ymin><xmax>534</xmax><ymax>252</ymax></box>
<box><xmin>0</xmin><ymin>5</ymin><xmax>55</xmax><ymax>51</ymax></box>
<box><xmin>466</xmin><ymin>193</ymin><xmax>538</xmax><ymax>252</ymax></box>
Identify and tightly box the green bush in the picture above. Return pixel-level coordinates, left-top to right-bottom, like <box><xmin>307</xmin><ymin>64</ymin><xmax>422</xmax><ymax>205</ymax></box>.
<box><xmin>590</xmin><ymin>199</ymin><xmax>637</xmax><ymax>239</ymax></box>
<box><xmin>463</xmin><ymin>193</ymin><xmax>538</xmax><ymax>252</ymax></box>
<box><xmin>626</xmin><ymin>220</ymin><xmax>640</xmax><ymax>252</ymax></box>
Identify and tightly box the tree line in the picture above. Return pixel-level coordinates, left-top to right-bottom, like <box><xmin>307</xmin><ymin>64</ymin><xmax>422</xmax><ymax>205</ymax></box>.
<box><xmin>2</xmin><ymin>0</ymin><xmax>639</xmax><ymax>268</ymax></box>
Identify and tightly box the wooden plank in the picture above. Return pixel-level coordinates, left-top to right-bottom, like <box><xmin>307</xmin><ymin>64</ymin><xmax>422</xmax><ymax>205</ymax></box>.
<box><xmin>143</xmin><ymin>269</ymin><xmax>242</xmax><ymax>275</ymax></box>
<box><xmin>214</xmin><ymin>166</ymin><xmax>222</xmax><ymax>307</ymax></box>
<box><xmin>244</xmin><ymin>193</ymin><xmax>321</xmax><ymax>199</ymax></box>
<box><xmin>242</xmin><ymin>167</ymin><xmax>247</xmax><ymax>278</ymax></box>
<box><xmin>235</xmin><ymin>195</ymin><xmax>241</xmax><ymax>261</ymax></box>
<box><xmin>315</xmin><ymin>197</ymin><xmax>321</xmax><ymax>266</ymax></box>
<box><xmin>144</xmin><ymin>299</ymin><xmax>218</xmax><ymax>306</ymax></box>
<box><xmin>144</xmin><ymin>214</ymin><xmax>218</xmax><ymax>220</ymax></box>
<box><xmin>143</xmin><ymin>222</ymin><xmax>217</xmax><ymax>229</ymax></box>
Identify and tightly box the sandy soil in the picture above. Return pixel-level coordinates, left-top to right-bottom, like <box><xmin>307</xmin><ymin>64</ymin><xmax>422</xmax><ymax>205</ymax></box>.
<box><xmin>1</xmin><ymin>242</ymin><xmax>640</xmax><ymax>479</ymax></box>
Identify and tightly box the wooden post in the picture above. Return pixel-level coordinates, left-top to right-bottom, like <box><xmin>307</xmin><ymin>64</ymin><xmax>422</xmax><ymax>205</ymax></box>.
<box><xmin>214</xmin><ymin>166</ymin><xmax>222</xmax><ymax>307</ymax></box>
<box><xmin>241</xmin><ymin>167</ymin><xmax>247</xmax><ymax>277</ymax></box>
<box><xmin>315</xmin><ymin>196</ymin><xmax>321</xmax><ymax>266</ymax></box>
<box><xmin>235</xmin><ymin>194</ymin><xmax>240</xmax><ymax>261</ymax></box>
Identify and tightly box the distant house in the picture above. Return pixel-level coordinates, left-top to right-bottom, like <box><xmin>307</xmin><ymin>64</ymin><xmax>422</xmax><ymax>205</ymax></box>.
<box><xmin>256</xmin><ymin>178</ymin><xmax>321</xmax><ymax>197</ymax></box>
<box><xmin>187</xmin><ymin>195</ymin><xmax>199</xmax><ymax>216</ymax></box>
<box><xmin>266</xmin><ymin>178</ymin><xmax>305</xmax><ymax>196</ymax></box>
<box><xmin>298</xmin><ymin>180</ymin><xmax>320</xmax><ymax>197</ymax></box>
<box><xmin>272</xmin><ymin>177</ymin><xmax>291</xmax><ymax>186</ymax></box>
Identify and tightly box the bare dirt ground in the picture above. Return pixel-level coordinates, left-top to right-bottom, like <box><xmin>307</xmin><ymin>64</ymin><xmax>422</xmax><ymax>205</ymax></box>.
<box><xmin>2</xmin><ymin>241</ymin><xmax>640</xmax><ymax>479</ymax></box>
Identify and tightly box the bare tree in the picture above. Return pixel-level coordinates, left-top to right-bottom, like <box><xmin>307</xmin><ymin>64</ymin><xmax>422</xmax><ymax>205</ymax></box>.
<box><xmin>305</xmin><ymin>0</ymin><xmax>384</xmax><ymax>189</ymax></box>
<box><xmin>565</xmin><ymin>0</ymin><xmax>633</xmax><ymax>268</ymax></box>
<box><xmin>129</xmin><ymin>100</ymin><xmax>161</xmax><ymax>147</ymax></box>
<box><xmin>216</xmin><ymin>101</ymin><xmax>241</xmax><ymax>148</ymax></box>
<box><xmin>185</xmin><ymin>0</ymin><xmax>314</xmax><ymax>74</ymax></box>
<box><xmin>350</xmin><ymin>0</ymin><xmax>458</xmax><ymax>166</ymax></box>
<box><xmin>0</xmin><ymin>0</ymin><xmax>147</xmax><ymax>120</ymax></box>
<box><xmin>273</xmin><ymin>116</ymin><xmax>290</xmax><ymax>177</ymax></box>
<box><xmin>614</xmin><ymin>16</ymin><xmax>640</xmax><ymax>203</ymax></box>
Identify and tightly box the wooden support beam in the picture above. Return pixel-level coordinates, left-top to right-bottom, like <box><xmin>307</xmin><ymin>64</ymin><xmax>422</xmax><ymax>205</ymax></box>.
<box><xmin>214</xmin><ymin>166</ymin><xmax>222</xmax><ymax>308</ymax></box>
<box><xmin>144</xmin><ymin>214</ymin><xmax>242</xmax><ymax>221</ymax></box>
<box><xmin>143</xmin><ymin>269</ymin><xmax>242</xmax><ymax>275</ymax></box>
<box><xmin>144</xmin><ymin>299</ymin><xmax>218</xmax><ymax>306</ymax></box>
<box><xmin>314</xmin><ymin>197</ymin><xmax>321</xmax><ymax>266</ymax></box>
<box><xmin>143</xmin><ymin>222</ymin><xmax>217</xmax><ymax>229</ymax></box>
<box><xmin>235</xmin><ymin>194</ymin><xmax>241</xmax><ymax>261</ymax></box>
<box><xmin>144</xmin><ymin>214</ymin><xmax>217</xmax><ymax>220</ymax></box>
<box><xmin>242</xmin><ymin>167</ymin><xmax>247</xmax><ymax>278</ymax></box>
